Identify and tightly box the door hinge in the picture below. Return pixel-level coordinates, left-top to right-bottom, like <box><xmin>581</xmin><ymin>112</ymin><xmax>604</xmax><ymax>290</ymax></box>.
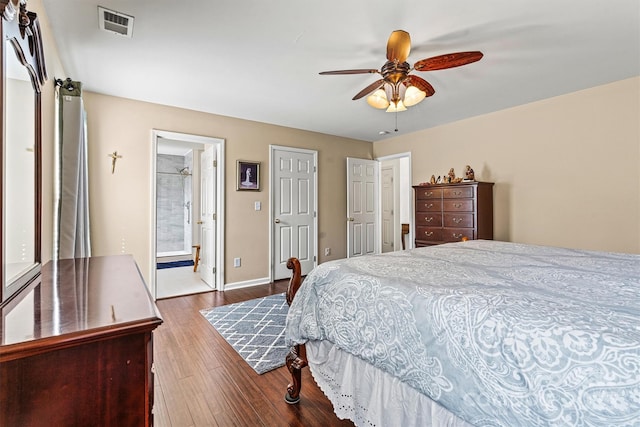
<box><xmin>213</xmin><ymin>160</ymin><xmax>217</xmax><ymax>167</ymax></box>
<box><xmin>212</xmin><ymin>267</ymin><xmax>216</xmax><ymax>274</ymax></box>
<box><xmin>313</xmin><ymin>166</ymin><xmax>317</xmax><ymax>173</ymax></box>
<box><xmin>313</xmin><ymin>255</ymin><xmax>316</xmax><ymax>262</ymax></box>
<box><xmin>212</xmin><ymin>213</ymin><xmax>217</xmax><ymax>220</ymax></box>
<box><xmin>314</xmin><ymin>211</ymin><xmax>317</xmax><ymax>218</ymax></box>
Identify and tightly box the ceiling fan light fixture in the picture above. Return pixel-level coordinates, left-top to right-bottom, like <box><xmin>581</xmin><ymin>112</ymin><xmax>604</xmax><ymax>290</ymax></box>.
<box><xmin>366</xmin><ymin>89</ymin><xmax>390</xmax><ymax>109</ymax></box>
<box><xmin>322</xmin><ymin>30</ymin><xmax>483</xmax><ymax>115</ymax></box>
<box><xmin>403</xmin><ymin>85</ymin><xmax>426</xmax><ymax>107</ymax></box>
<box><xmin>386</xmin><ymin>100</ymin><xmax>406</xmax><ymax>113</ymax></box>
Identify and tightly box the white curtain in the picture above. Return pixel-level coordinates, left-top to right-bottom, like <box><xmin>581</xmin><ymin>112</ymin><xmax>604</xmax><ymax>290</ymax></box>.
<box><xmin>55</xmin><ymin>80</ymin><xmax>91</xmax><ymax>259</ymax></box>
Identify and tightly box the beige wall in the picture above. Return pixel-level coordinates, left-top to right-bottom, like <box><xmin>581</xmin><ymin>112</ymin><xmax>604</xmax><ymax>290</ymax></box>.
<box><xmin>81</xmin><ymin>93</ymin><xmax>372</xmax><ymax>285</ymax></box>
<box><xmin>374</xmin><ymin>77</ymin><xmax>640</xmax><ymax>254</ymax></box>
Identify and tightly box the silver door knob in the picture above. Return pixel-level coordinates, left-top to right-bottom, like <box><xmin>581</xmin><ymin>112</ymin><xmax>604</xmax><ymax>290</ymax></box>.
<box><xmin>274</xmin><ymin>218</ymin><xmax>281</xmax><ymax>223</ymax></box>
<box><xmin>347</xmin><ymin>217</ymin><xmax>354</xmax><ymax>221</ymax></box>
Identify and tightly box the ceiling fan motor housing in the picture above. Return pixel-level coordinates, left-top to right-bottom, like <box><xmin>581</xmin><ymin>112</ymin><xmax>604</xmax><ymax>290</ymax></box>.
<box><xmin>381</xmin><ymin>61</ymin><xmax>410</xmax><ymax>84</ymax></box>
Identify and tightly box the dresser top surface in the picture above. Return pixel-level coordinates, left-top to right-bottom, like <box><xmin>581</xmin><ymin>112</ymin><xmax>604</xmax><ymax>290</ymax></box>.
<box><xmin>1</xmin><ymin>255</ymin><xmax>162</xmax><ymax>350</ymax></box>
<box><xmin>413</xmin><ymin>181</ymin><xmax>494</xmax><ymax>189</ymax></box>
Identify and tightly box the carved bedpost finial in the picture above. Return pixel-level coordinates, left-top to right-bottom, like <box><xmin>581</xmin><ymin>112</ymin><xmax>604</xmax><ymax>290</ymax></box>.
<box><xmin>285</xmin><ymin>257</ymin><xmax>302</xmax><ymax>306</ymax></box>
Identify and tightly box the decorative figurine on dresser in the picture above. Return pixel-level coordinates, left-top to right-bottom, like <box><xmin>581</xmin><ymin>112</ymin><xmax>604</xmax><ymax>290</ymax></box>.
<box><xmin>414</xmin><ymin>167</ymin><xmax>493</xmax><ymax>247</ymax></box>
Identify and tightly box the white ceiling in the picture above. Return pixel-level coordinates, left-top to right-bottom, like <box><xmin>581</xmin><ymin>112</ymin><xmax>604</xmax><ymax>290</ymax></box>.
<box><xmin>41</xmin><ymin>0</ymin><xmax>640</xmax><ymax>142</ymax></box>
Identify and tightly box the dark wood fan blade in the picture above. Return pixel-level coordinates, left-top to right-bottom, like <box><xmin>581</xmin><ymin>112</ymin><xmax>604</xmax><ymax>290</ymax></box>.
<box><xmin>414</xmin><ymin>51</ymin><xmax>483</xmax><ymax>71</ymax></box>
<box><xmin>352</xmin><ymin>79</ymin><xmax>385</xmax><ymax>100</ymax></box>
<box><xmin>386</xmin><ymin>30</ymin><xmax>411</xmax><ymax>62</ymax></box>
<box><xmin>319</xmin><ymin>69</ymin><xmax>379</xmax><ymax>75</ymax></box>
<box><xmin>404</xmin><ymin>75</ymin><xmax>435</xmax><ymax>97</ymax></box>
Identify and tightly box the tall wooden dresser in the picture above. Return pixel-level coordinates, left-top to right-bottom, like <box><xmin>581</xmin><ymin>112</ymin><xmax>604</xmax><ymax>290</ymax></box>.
<box><xmin>413</xmin><ymin>181</ymin><xmax>494</xmax><ymax>247</ymax></box>
<box><xmin>0</xmin><ymin>255</ymin><xmax>163</xmax><ymax>427</ymax></box>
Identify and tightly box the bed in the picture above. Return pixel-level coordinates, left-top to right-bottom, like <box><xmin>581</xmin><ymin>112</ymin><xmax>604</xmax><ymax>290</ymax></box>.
<box><xmin>283</xmin><ymin>240</ymin><xmax>640</xmax><ymax>427</ymax></box>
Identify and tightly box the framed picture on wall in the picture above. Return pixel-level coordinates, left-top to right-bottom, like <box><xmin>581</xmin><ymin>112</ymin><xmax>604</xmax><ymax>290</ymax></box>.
<box><xmin>237</xmin><ymin>160</ymin><xmax>260</xmax><ymax>191</ymax></box>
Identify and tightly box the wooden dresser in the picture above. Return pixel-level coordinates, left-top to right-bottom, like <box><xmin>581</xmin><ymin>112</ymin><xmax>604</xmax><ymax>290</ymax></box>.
<box><xmin>413</xmin><ymin>181</ymin><xmax>494</xmax><ymax>247</ymax></box>
<box><xmin>0</xmin><ymin>255</ymin><xmax>163</xmax><ymax>427</ymax></box>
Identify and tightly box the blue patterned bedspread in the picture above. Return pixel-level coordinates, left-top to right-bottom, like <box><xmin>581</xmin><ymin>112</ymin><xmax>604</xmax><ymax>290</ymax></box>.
<box><xmin>285</xmin><ymin>240</ymin><xmax>640</xmax><ymax>426</ymax></box>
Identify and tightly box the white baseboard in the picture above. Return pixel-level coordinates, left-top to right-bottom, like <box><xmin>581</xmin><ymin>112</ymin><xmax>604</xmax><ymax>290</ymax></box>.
<box><xmin>223</xmin><ymin>276</ymin><xmax>272</xmax><ymax>291</ymax></box>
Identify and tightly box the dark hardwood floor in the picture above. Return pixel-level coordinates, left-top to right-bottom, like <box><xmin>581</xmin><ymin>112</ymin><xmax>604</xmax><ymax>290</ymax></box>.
<box><xmin>153</xmin><ymin>281</ymin><xmax>355</xmax><ymax>427</ymax></box>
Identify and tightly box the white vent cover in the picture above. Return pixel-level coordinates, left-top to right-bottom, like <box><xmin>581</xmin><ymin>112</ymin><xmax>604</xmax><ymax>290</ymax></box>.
<box><xmin>98</xmin><ymin>6</ymin><xmax>134</xmax><ymax>38</ymax></box>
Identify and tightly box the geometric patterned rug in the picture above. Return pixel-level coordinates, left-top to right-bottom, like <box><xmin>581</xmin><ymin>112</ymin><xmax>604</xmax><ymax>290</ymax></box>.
<box><xmin>200</xmin><ymin>293</ymin><xmax>289</xmax><ymax>374</ymax></box>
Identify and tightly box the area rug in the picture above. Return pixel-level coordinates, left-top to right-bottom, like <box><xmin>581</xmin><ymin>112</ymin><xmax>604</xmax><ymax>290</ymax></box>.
<box><xmin>200</xmin><ymin>293</ymin><xmax>289</xmax><ymax>374</ymax></box>
<box><xmin>157</xmin><ymin>260</ymin><xmax>194</xmax><ymax>269</ymax></box>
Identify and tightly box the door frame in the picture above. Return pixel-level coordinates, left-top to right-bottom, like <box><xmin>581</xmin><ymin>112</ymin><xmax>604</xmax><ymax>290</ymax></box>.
<box><xmin>269</xmin><ymin>145</ymin><xmax>318</xmax><ymax>281</ymax></box>
<box><xmin>375</xmin><ymin>151</ymin><xmax>413</xmax><ymax>251</ymax></box>
<box><xmin>150</xmin><ymin>130</ymin><xmax>226</xmax><ymax>299</ymax></box>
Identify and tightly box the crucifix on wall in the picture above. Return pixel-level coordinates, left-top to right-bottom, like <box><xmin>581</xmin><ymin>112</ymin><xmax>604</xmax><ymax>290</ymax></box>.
<box><xmin>108</xmin><ymin>151</ymin><xmax>122</xmax><ymax>174</ymax></box>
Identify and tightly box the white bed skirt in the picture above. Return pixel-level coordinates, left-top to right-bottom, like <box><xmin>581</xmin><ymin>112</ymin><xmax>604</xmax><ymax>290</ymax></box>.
<box><xmin>306</xmin><ymin>340</ymin><xmax>474</xmax><ymax>427</ymax></box>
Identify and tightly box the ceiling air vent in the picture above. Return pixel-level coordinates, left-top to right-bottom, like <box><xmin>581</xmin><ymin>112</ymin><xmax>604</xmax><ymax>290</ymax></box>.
<box><xmin>98</xmin><ymin>6</ymin><xmax>134</xmax><ymax>38</ymax></box>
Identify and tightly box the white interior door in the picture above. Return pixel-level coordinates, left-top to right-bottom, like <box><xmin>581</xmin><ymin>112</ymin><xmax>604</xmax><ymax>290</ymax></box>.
<box><xmin>199</xmin><ymin>145</ymin><xmax>216</xmax><ymax>287</ymax></box>
<box><xmin>272</xmin><ymin>146</ymin><xmax>317</xmax><ymax>280</ymax></box>
<box><xmin>381</xmin><ymin>165</ymin><xmax>395</xmax><ymax>253</ymax></box>
<box><xmin>347</xmin><ymin>157</ymin><xmax>379</xmax><ymax>258</ymax></box>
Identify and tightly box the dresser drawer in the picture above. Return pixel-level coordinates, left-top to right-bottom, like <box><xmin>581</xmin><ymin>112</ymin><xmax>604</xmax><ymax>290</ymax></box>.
<box><xmin>443</xmin><ymin>186</ymin><xmax>474</xmax><ymax>198</ymax></box>
<box><xmin>415</xmin><ymin>187</ymin><xmax>442</xmax><ymax>200</ymax></box>
<box><xmin>443</xmin><ymin>228</ymin><xmax>475</xmax><ymax>242</ymax></box>
<box><xmin>443</xmin><ymin>213</ymin><xmax>473</xmax><ymax>228</ymax></box>
<box><xmin>416</xmin><ymin>227</ymin><xmax>442</xmax><ymax>241</ymax></box>
<box><xmin>416</xmin><ymin>199</ymin><xmax>442</xmax><ymax>212</ymax></box>
<box><xmin>443</xmin><ymin>199</ymin><xmax>473</xmax><ymax>212</ymax></box>
<box><xmin>416</xmin><ymin>213</ymin><xmax>442</xmax><ymax>227</ymax></box>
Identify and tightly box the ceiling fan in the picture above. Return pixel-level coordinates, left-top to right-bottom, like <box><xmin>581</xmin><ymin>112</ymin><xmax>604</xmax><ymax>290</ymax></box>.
<box><xmin>320</xmin><ymin>30</ymin><xmax>483</xmax><ymax>113</ymax></box>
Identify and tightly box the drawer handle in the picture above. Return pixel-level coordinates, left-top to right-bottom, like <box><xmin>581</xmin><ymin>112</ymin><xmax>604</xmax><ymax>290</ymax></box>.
<box><xmin>424</xmin><ymin>231</ymin><xmax>434</xmax><ymax>237</ymax></box>
<box><xmin>453</xmin><ymin>217</ymin><xmax>463</xmax><ymax>224</ymax></box>
<box><xmin>425</xmin><ymin>217</ymin><xmax>433</xmax><ymax>223</ymax></box>
<box><xmin>453</xmin><ymin>203</ymin><xmax>462</xmax><ymax>208</ymax></box>
<box><xmin>424</xmin><ymin>191</ymin><xmax>433</xmax><ymax>197</ymax></box>
<box><xmin>425</xmin><ymin>203</ymin><xmax>434</xmax><ymax>208</ymax></box>
<box><xmin>453</xmin><ymin>191</ymin><xmax>462</xmax><ymax>196</ymax></box>
<box><xmin>453</xmin><ymin>233</ymin><xmax>464</xmax><ymax>239</ymax></box>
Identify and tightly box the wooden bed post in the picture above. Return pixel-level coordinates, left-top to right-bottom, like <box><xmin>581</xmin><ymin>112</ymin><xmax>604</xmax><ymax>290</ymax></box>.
<box><xmin>284</xmin><ymin>257</ymin><xmax>308</xmax><ymax>404</ymax></box>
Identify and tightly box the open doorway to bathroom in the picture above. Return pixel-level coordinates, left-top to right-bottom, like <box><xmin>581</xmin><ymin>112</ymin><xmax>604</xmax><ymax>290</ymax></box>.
<box><xmin>156</xmin><ymin>148</ymin><xmax>195</xmax><ymax>260</ymax></box>
<box><xmin>151</xmin><ymin>130</ymin><xmax>225</xmax><ymax>299</ymax></box>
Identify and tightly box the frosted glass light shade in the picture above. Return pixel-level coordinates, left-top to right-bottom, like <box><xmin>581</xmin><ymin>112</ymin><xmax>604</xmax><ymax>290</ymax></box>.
<box><xmin>366</xmin><ymin>89</ymin><xmax>390</xmax><ymax>109</ymax></box>
<box><xmin>386</xmin><ymin>100</ymin><xmax>407</xmax><ymax>113</ymax></box>
<box><xmin>403</xmin><ymin>85</ymin><xmax>426</xmax><ymax>107</ymax></box>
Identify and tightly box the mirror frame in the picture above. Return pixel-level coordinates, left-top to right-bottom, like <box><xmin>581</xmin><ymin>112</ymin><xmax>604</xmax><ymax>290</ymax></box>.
<box><xmin>0</xmin><ymin>0</ymin><xmax>47</xmax><ymax>306</ymax></box>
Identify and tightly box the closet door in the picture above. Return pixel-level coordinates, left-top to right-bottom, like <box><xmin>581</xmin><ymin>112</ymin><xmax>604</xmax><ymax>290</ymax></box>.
<box><xmin>346</xmin><ymin>158</ymin><xmax>380</xmax><ymax>258</ymax></box>
<box><xmin>272</xmin><ymin>146</ymin><xmax>317</xmax><ymax>280</ymax></box>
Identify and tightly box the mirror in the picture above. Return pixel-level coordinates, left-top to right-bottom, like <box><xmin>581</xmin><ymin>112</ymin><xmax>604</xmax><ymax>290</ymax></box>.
<box><xmin>4</xmin><ymin>38</ymin><xmax>35</xmax><ymax>289</ymax></box>
<box><xmin>1</xmin><ymin>1</ymin><xmax>47</xmax><ymax>305</ymax></box>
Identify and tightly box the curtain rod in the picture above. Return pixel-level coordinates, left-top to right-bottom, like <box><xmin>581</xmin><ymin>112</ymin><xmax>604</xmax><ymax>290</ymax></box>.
<box><xmin>54</xmin><ymin>77</ymin><xmax>82</xmax><ymax>97</ymax></box>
